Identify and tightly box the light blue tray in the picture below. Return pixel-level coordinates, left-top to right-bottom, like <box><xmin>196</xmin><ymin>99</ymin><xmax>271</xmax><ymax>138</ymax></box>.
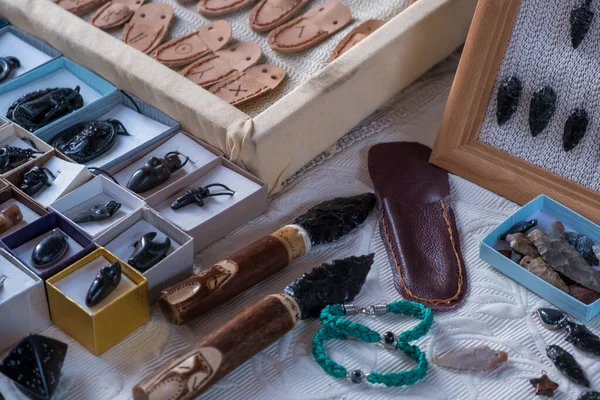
<box><xmin>480</xmin><ymin>195</ymin><xmax>600</xmax><ymax>322</ymax></box>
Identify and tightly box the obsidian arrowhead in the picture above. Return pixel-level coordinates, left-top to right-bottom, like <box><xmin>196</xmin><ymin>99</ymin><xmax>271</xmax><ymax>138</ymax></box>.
<box><xmin>86</xmin><ymin>261</ymin><xmax>122</xmax><ymax>307</ymax></box>
<box><xmin>496</xmin><ymin>76</ymin><xmax>522</xmax><ymax>126</ymax></box>
<box><xmin>571</xmin><ymin>0</ymin><xmax>594</xmax><ymax>49</ymax></box>
<box><xmin>546</xmin><ymin>344</ymin><xmax>590</xmax><ymax>387</ymax></box>
<box><xmin>579</xmin><ymin>391</ymin><xmax>600</xmax><ymax>400</ymax></box>
<box><xmin>537</xmin><ymin>308</ymin><xmax>567</xmax><ymax>329</ymax></box>
<box><xmin>529</xmin><ymin>86</ymin><xmax>557</xmax><ymax>136</ymax></box>
<box><xmin>563</xmin><ymin>109</ymin><xmax>589</xmax><ymax>151</ymax></box>
<box><xmin>0</xmin><ymin>334</ymin><xmax>68</xmax><ymax>400</ymax></box>
<box><xmin>565</xmin><ymin>232</ymin><xmax>599</xmax><ymax>266</ymax></box>
<box><xmin>563</xmin><ymin>320</ymin><xmax>600</xmax><ymax>356</ymax></box>
<box><xmin>500</xmin><ymin>219</ymin><xmax>537</xmax><ymax>240</ymax></box>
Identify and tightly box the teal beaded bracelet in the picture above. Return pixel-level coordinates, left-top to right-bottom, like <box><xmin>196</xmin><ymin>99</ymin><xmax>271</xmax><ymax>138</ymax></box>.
<box><xmin>311</xmin><ymin>300</ymin><xmax>433</xmax><ymax>387</ymax></box>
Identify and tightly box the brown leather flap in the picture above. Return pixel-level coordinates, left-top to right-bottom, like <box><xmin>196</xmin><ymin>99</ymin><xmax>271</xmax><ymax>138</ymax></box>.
<box><xmin>55</xmin><ymin>0</ymin><xmax>104</xmax><ymax>15</ymax></box>
<box><xmin>249</xmin><ymin>0</ymin><xmax>312</xmax><ymax>33</ymax></box>
<box><xmin>330</xmin><ymin>19</ymin><xmax>386</xmax><ymax>62</ymax></box>
<box><xmin>198</xmin><ymin>0</ymin><xmax>259</xmax><ymax>17</ymax></box>
<box><xmin>91</xmin><ymin>0</ymin><xmax>146</xmax><ymax>30</ymax></box>
<box><xmin>122</xmin><ymin>3</ymin><xmax>173</xmax><ymax>54</ymax></box>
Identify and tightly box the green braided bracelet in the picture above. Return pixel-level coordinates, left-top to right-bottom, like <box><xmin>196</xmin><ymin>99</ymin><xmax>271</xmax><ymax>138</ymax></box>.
<box><xmin>311</xmin><ymin>300</ymin><xmax>433</xmax><ymax>386</ymax></box>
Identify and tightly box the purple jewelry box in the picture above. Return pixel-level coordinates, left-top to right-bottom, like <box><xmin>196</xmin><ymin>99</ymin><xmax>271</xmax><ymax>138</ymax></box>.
<box><xmin>0</xmin><ymin>212</ymin><xmax>96</xmax><ymax>280</ymax></box>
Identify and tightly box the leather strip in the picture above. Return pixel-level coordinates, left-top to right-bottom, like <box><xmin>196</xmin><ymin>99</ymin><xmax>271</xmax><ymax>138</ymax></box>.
<box><xmin>197</xmin><ymin>0</ymin><xmax>260</xmax><ymax>18</ymax></box>
<box><xmin>91</xmin><ymin>0</ymin><xmax>146</xmax><ymax>30</ymax></box>
<box><xmin>209</xmin><ymin>64</ymin><xmax>286</xmax><ymax>106</ymax></box>
<box><xmin>181</xmin><ymin>41</ymin><xmax>262</xmax><ymax>88</ymax></box>
<box><xmin>267</xmin><ymin>0</ymin><xmax>351</xmax><ymax>53</ymax></box>
<box><xmin>152</xmin><ymin>20</ymin><xmax>233</xmax><ymax>68</ymax></box>
<box><xmin>368</xmin><ymin>142</ymin><xmax>467</xmax><ymax>311</ymax></box>
<box><xmin>122</xmin><ymin>3</ymin><xmax>173</xmax><ymax>54</ymax></box>
<box><xmin>54</xmin><ymin>0</ymin><xmax>105</xmax><ymax>15</ymax></box>
<box><xmin>249</xmin><ymin>0</ymin><xmax>312</xmax><ymax>33</ymax></box>
<box><xmin>329</xmin><ymin>19</ymin><xmax>385</xmax><ymax>62</ymax></box>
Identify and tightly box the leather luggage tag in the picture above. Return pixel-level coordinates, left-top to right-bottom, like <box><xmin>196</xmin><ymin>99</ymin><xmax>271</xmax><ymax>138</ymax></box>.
<box><xmin>91</xmin><ymin>0</ymin><xmax>146</xmax><ymax>30</ymax></box>
<box><xmin>368</xmin><ymin>142</ymin><xmax>468</xmax><ymax>311</ymax></box>
<box><xmin>55</xmin><ymin>0</ymin><xmax>105</xmax><ymax>15</ymax></box>
<box><xmin>152</xmin><ymin>20</ymin><xmax>233</xmax><ymax>68</ymax></box>
<box><xmin>181</xmin><ymin>41</ymin><xmax>262</xmax><ymax>88</ymax></box>
<box><xmin>329</xmin><ymin>19</ymin><xmax>385</xmax><ymax>62</ymax></box>
<box><xmin>267</xmin><ymin>0</ymin><xmax>351</xmax><ymax>53</ymax></box>
<box><xmin>209</xmin><ymin>64</ymin><xmax>285</xmax><ymax>106</ymax></box>
<box><xmin>249</xmin><ymin>0</ymin><xmax>312</xmax><ymax>33</ymax></box>
<box><xmin>122</xmin><ymin>3</ymin><xmax>173</xmax><ymax>54</ymax></box>
<box><xmin>198</xmin><ymin>0</ymin><xmax>259</xmax><ymax>18</ymax></box>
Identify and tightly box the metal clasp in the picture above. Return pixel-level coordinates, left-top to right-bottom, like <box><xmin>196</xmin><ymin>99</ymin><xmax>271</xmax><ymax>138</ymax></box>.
<box><xmin>344</xmin><ymin>303</ymin><xmax>387</xmax><ymax>316</ymax></box>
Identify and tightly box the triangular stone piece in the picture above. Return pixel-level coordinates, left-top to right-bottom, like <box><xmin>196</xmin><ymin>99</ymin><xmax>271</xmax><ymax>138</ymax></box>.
<box><xmin>571</xmin><ymin>0</ymin><xmax>594</xmax><ymax>49</ymax></box>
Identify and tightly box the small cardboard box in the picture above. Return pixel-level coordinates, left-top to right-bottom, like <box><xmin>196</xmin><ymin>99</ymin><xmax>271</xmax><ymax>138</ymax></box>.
<box><xmin>50</xmin><ymin>175</ymin><xmax>145</xmax><ymax>240</ymax></box>
<box><xmin>0</xmin><ymin>186</ymin><xmax>47</xmax><ymax>239</ymax></box>
<box><xmin>0</xmin><ymin>248</ymin><xmax>50</xmax><ymax>352</ymax></box>
<box><xmin>148</xmin><ymin>158</ymin><xmax>267</xmax><ymax>252</ymax></box>
<box><xmin>37</xmin><ymin>91</ymin><xmax>180</xmax><ymax>171</ymax></box>
<box><xmin>1</xmin><ymin>212</ymin><xmax>96</xmax><ymax>280</ymax></box>
<box><xmin>0</xmin><ymin>124</ymin><xmax>53</xmax><ymax>177</ymax></box>
<box><xmin>46</xmin><ymin>248</ymin><xmax>150</xmax><ymax>355</ymax></box>
<box><xmin>480</xmin><ymin>195</ymin><xmax>600</xmax><ymax>322</ymax></box>
<box><xmin>0</xmin><ymin>25</ymin><xmax>60</xmax><ymax>84</ymax></box>
<box><xmin>96</xmin><ymin>207</ymin><xmax>193</xmax><ymax>303</ymax></box>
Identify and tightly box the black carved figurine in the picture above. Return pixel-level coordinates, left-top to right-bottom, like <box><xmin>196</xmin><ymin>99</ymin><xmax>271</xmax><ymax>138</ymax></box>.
<box><xmin>0</xmin><ymin>145</ymin><xmax>42</xmax><ymax>173</ymax></box>
<box><xmin>7</xmin><ymin>86</ymin><xmax>84</xmax><ymax>132</ymax></box>
<box><xmin>86</xmin><ymin>261</ymin><xmax>122</xmax><ymax>307</ymax></box>
<box><xmin>31</xmin><ymin>229</ymin><xmax>69</xmax><ymax>268</ymax></box>
<box><xmin>126</xmin><ymin>152</ymin><xmax>189</xmax><ymax>194</ymax></box>
<box><xmin>0</xmin><ymin>56</ymin><xmax>20</xmax><ymax>84</ymax></box>
<box><xmin>72</xmin><ymin>200</ymin><xmax>121</xmax><ymax>224</ymax></box>
<box><xmin>20</xmin><ymin>166</ymin><xmax>55</xmax><ymax>196</ymax></box>
<box><xmin>170</xmin><ymin>183</ymin><xmax>235</xmax><ymax>210</ymax></box>
<box><xmin>51</xmin><ymin>119</ymin><xmax>130</xmax><ymax>163</ymax></box>
<box><xmin>571</xmin><ymin>0</ymin><xmax>594</xmax><ymax>49</ymax></box>
<box><xmin>128</xmin><ymin>232</ymin><xmax>171</xmax><ymax>272</ymax></box>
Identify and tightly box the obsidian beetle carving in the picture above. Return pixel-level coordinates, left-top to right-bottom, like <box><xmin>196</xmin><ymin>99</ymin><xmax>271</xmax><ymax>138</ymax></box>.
<box><xmin>171</xmin><ymin>183</ymin><xmax>235</xmax><ymax>210</ymax></box>
<box><xmin>31</xmin><ymin>229</ymin><xmax>69</xmax><ymax>268</ymax></box>
<box><xmin>72</xmin><ymin>200</ymin><xmax>122</xmax><ymax>224</ymax></box>
<box><xmin>20</xmin><ymin>166</ymin><xmax>55</xmax><ymax>196</ymax></box>
<box><xmin>7</xmin><ymin>86</ymin><xmax>84</xmax><ymax>132</ymax></box>
<box><xmin>128</xmin><ymin>232</ymin><xmax>171</xmax><ymax>273</ymax></box>
<box><xmin>0</xmin><ymin>56</ymin><xmax>20</xmax><ymax>84</ymax></box>
<box><xmin>0</xmin><ymin>145</ymin><xmax>42</xmax><ymax>173</ymax></box>
<box><xmin>126</xmin><ymin>152</ymin><xmax>189</xmax><ymax>194</ymax></box>
<box><xmin>51</xmin><ymin>119</ymin><xmax>130</xmax><ymax>163</ymax></box>
<box><xmin>86</xmin><ymin>262</ymin><xmax>122</xmax><ymax>307</ymax></box>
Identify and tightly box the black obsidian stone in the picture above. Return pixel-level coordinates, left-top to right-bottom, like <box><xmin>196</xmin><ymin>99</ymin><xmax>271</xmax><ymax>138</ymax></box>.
<box><xmin>0</xmin><ymin>334</ymin><xmax>68</xmax><ymax>400</ymax></box>
<box><xmin>86</xmin><ymin>262</ymin><xmax>122</xmax><ymax>307</ymax></box>
<box><xmin>579</xmin><ymin>391</ymin><xmax>600</xmax><ymax>400</ymax></box>
<box><xmin>500</xmin><ymin>219</ymin><xmax>538</xmax><ymax>240</ymax></box>
<box><xmin>350</xmin><ymin>370</ymin><xmax>363</xmax><ymax>384</ymax></box>
<box><xmin>563</xmin><ymin>109</ymin><xmax>589</xmax><ymax>151</ymax></box>
<box><xmin>496</xmin><ymin>76</ymin><xmax>522</xmax><ymax>126</ymax></box>
<box><xmin>537</xmin><ymin>308</ymin><xmax>567</xmax><ymax>328</ymax></box>
<box><xmin>529</xmin><ymin>86</ymin><xmax>557</xmax><ymax>136</ymax></box>
<box><xmin>571</xmin><ymin>0</ymin><xmax>594</xmax><ymax>49</ymax></box>
<box><xmin>546</xmin><ymin>345</ymin><xmax>590</xmax><ymax>387</ymax></box>
<box><xmin>31</xmin><ymin>230</ymin><xmax>69</xmax><ymax>268</ymax></box>
<box><xmin>563</xmin><ymin>320</ymin><xmax>600</xmax><ymax>356</ymax></box>
<box><xmin>383</xmin><ymin>331</ymin><xmax>395</xmax><ymax>345</ymax></box>
<box><xmin>565</xmin><ymin>232</ymin><xmax>599</xmax><ymax>266</ymax></box>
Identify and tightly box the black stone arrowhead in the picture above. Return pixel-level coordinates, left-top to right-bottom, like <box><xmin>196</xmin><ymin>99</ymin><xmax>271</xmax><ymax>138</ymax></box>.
<box><xmin>529</xmin><ymin>86</ymin><xmax>557</xmax><ymax>136</ymax></box>
<box><xmin>496</xmin><ymin>76</ymin><xmax>522</xmax><ymax>126</ymax></box>
<box><xmin>546</xmin><ymin>344</ymin><xmax>590</xmax><ymax>387</ymax></box>
<box><xmin>563</xmin><ymin>109</ymin><xmax>589</xmax><ymax>151</ymax></box>
<box><xmin>571</xmin><ymin>0</ymin><xmax>594</xmax><ymax>49</ymax></box>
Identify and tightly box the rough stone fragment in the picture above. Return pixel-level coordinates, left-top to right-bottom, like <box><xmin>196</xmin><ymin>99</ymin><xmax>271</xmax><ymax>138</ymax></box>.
<box><xmin>546</xmin><ymin>345</ymin><xmax>590</xmax><ymax>387</ymax></box>
<box><xmin>500</xmin><ymin>219</ymin><xmax>537</xmax><ymax>240</ymax></box>
<box><xmin>569</xmin><ymin>284</ymin><xmax>600</xmax><ymax>304</ymax></box>
<box><xmin>563</xmin><ymin>109</ymin><xmax>589</xmax><ymax>152</ymax></box>
<box><xmin>529</xmin><ymin>86</ymin><xmax>557</xmax><ymax>136</ymax></box>
<box><xmin>571</xmin><ymin>0</ymin><xmax>594</xmax><ymax>49</ymax></box>
<box><xmin>529</xmin><ymin>373</ymin><xmax>559</xmax><ymax>397</ymax></box>
<box><xmin>433</xmin><ymin>345</ymin><xmax>508</xmax><ymax>371</ymax></box>
<box><xmin>563</xmin><ymin>320</ymin><xmax>600</xmax><ymax>356</ymax></box>
<box><xmin>520</xmin><ymin>256</ymin><xmax>569</xmax><ymax>293</ymax></box>
<box><xmin>547</xmin><ymin>221</ymin><xmax>565</xmax><ymax>239</ymax></box>
<box><xmin>507</xmin><ymin>232</ymin><xmax>540</xmax><ymax>258</ymax></box>
<box><xmin>496</xmin><ymin>76</ymin><xmax>522</xmax><ymax>126</ymax></box>
<box><xmin>579</xmin><ymin>391</ymin><xmax>600</xmax><ymax>400</ymax></box>
<box><xmin>564</xmin><ymin>231</ymin><xmax>599</xmax><ymax>266</ymax></box>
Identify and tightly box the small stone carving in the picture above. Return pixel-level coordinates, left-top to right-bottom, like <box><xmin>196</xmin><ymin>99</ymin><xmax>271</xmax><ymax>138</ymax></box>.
<box><xmin>507</xmin><ymin>233</ymin><xmax>540</xmax><ymax>257</ymax></box>
<box><xmin>546</xmin><ymin>345</ymin><xmax>589</xmax><ymax>387</ymax></box>
<box><xmin>128</xmin><ymin>232</ymin><xmax>171</xmax><ymax>273</ymax></box>
<box><xmin>564</xmin><ymin>232</ymin><xmax>599</xmax><ymax>266</ymax></box>
<box><xmin>563</xmin><ymin>109</ymin><xmax>588</xmax><ymax>152</ymax></box>
<box><xmin>126</xmin><ymin>152</ymin><xmax>189</xmax><ymax>194</ymax></box>
<box><xmin>86</xmin><ymin>261</ymin><xmax>122</xmax><ymax>307</ymax></box>
<box><xmin>0</xmin><ymin>204</ymin><xmax>23</xmax><ymax>234</ymax></box>
<box><xmin>31</xmin><ymin>230</ymin><xmax>69</xmax><ymax>268</ymax></box>
<box><xmin>20</xmin><ymin>166</ymin><xmax>55</xmax><ymax>196</ymax></box>
<box><xmin>433</xmin><ymin>345</ymin><xmax>508</xmax><ymax>371</ymax></box>
<box><xmin>496</xmin><ymin>76</ymin><xmax>522</xmax><ymax>126</ymax></box>
<box><xmin>0</xmin><ymin>145</ymin><xmax>42</xmax><ymax>174</ymax></box>
<box><xmin>72</xmin><ymin>200</ymin><xmax>121</xmax><ymax>224</ymax></box>
<box><xmin>529</xmin><ymin>373</ymin><xmax>559</xmax><ymax>397</ymax></box>
<box><xmin>520</xmin><ymin>256</ymin><xmax>569</xmax><ymax>292</ymax></box>
<box><xmin>571</xmin><ymin>0</ymin><xmax>594</xmax><ymax>49</ymax></box>
<box><xmin>500</xmin><ymin>219</ymin><xmax>537</xmax><ymax>240</ymax></box>
<box><xmin>529</xmin><ymin>86</ymin><xmax>557</xmax><ymax>136</ymax></box>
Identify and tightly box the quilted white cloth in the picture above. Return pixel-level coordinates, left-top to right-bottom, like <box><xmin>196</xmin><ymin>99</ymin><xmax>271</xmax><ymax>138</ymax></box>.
<box><xmin>1</xmin><ymin>55</ymin><xmax>598</xmax><ymax>400</ymax></box>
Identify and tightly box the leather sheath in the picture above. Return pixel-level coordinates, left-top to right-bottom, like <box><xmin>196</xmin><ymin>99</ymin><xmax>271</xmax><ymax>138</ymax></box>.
<box><xmin>368</xmin><ymin>142</ymin><xmax>467</xmax><ymax>310</ymax></box>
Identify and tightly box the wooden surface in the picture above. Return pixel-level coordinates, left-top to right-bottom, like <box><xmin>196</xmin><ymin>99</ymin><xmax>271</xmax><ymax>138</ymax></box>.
<box><xmin>430</xmin><ymin>0</ymin><xmax>600</xmax><ymax>225</ymax></box>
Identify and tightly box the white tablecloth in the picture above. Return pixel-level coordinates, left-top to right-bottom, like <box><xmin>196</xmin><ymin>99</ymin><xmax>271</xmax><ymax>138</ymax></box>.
<box><xmin>2</xmin><ymin>55</ymin><xmax>597</xmax><ymax>400</ymax></box>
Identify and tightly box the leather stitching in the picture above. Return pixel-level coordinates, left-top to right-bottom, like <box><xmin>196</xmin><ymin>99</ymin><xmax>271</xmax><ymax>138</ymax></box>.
<box><xmin>210</xmin><ymin>73</ymin><xmax>269</xmax><ymax>104</ymax></box>
<box><xmin>92</xmin><ymin>2</ymin><xmax>134</xmax><ymax>28</ymax></box>
<box><xmin>124</xmin><ymin>24</ymin><xmax>164</xmax><ymax>53</ymax></box>
<box><xmin>331</xmin><ymin>32</ymin><xmax>360</xmax><ymax>59</ymax></box>
<box><xmin>251</xmin><ymin>0</ymin><xmax>303</xmax><ymax>27</ymax></box>
<box><xmin>380</xmin><ymin>199</ymin><xmax>464</xmax><ymax>305</ymax></box>
<box><xmin>154</xmin><ymin>32</ymin><xmax>210</xmax><ymax>64</ymax></box>
<box><xmin>200</xmin><ymin>0</ymin><xmax>252</xmax><ymax>12</ymax></box>
<box><xmin>270</xmin><ymin>18</ymin><xmax>328</xmax><ymax>48</ymax></box>
<box><xmin>57</xmin><ymin>0</ymin><xmax>104</xmax><ymax>14</ymax></box>
<box><xmin>183</xmin><ymin>54</ymin><xmax>236</xmax><ymax>87</ymax></box>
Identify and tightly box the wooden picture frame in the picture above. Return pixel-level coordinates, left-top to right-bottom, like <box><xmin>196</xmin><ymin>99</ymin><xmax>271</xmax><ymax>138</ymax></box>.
<box><xmin>430</xmin><ymin>0</ymin><xmax>600</xmax><ymax>224</ymax></box>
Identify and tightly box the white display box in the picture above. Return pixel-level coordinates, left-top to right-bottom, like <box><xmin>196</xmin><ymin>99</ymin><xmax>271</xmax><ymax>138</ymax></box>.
<box><xmin>0</xmin><ymin>116</ymin><xmax>8</xmax><ymax>130</ymax></box>
<box><xmin>148</xmin><ymin>159</ymin><xmax>268</xmax><ymax>252</ymax></box>
<box><xmin>0</xmin><ymin>186</ymin><xmax>47</xmax><ymax>239</ymax></box>
<box><xmin>0</xmin><ymin>26</ymin><xmax>60</xmax><ymax>83</ymax></box>
<box><xmin>0</xmin><ymin>124</ymin><xmax>53</xmax><ymax>177</ymax></box>
<box><xmin>96</xmin><ymin>207</ymin><xmax>194</xmax><ymax>302</ymax></box>
<box><xmin>50</xmin><ymin>175</ymin><xmax>145</xmax><ymax>240</ymax></box>
<box><xmin>0</xmin><ymin>248</ymin><xmax>50</xmax><ymax>352</ymax></box>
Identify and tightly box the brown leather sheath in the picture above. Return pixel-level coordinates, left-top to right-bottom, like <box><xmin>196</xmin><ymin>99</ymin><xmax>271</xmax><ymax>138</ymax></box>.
<box><xmin>368</xmin><ymin>142</ymin><xmax>467</xmax><ymax>310</ymax></box>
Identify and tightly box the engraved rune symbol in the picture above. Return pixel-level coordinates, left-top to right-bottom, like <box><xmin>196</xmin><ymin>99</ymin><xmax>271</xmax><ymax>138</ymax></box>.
<box><xmin>190</xmin><ymin>66</ymin><xmax>215</xmax><ymax>79</ymax></box>
<box><xmin>296</xmin><ymin>25</ymin><xmax>306</xmax><ymax>38</ymax></box>
<box><xmin>129</xmin><ymin>31</ymin><xmax>148</xmax><ymax>44</ymax></box>
<box><xmin>229</xmin><ymin>85</ymin><xmax>248</xmax><ymax>97</ymax></box>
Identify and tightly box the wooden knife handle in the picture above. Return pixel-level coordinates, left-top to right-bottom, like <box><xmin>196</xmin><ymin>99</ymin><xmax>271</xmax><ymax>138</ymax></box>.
<box><xmin>158</xmin><ymin>225</ymin><xmax>309</xmax><ymax>324</ymax></box>
<box><xmin>133</xmin><ymin>294</ymin><xmax>301</xmax><ymax>400</ymax></box>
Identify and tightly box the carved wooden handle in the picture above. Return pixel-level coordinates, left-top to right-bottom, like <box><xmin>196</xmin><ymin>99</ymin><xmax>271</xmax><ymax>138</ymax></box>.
<box><xmin>158</xmin><ymin>225</ymin><xmax>309</xmax><ymax>324</ymax></box>
<box><xmin>133</xmin><ymin>294</ymin><xmax>301</xmax><ymax>400</ymax></box>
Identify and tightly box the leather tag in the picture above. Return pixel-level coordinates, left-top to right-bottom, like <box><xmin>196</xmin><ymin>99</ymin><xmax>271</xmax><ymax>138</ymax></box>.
<box><xmin>152</xmin><ymin>20</ymin><xmax>233</xmax><ymax>68</ymax></box>
<box><xmin>209</xmin><ymin>64</ymin><xmax>285</xmax><ymax>106</ymax></box>
<box><xmin>91</xmin><ymin>0</ymin><xmax>146</xmax><ymax>30</ymax></box>
<box><xmin>249</xmin><ymin>0</ymin><xmax>312</xmax><ymax>33</ymax></box>
<box><xmin>197</xmin><ymin>0</ymin><xmax>259</xmax><ymax>18</ymax></box>
<box><xmin>55</xmin><ymin>0</ymin><xmax>106</xmax><ymax>15</ymax></box>
<box><xmin>368</xmin><ymin>142</ymin><xmax>467</xmax><ymax>311</ymax></box>
<box><xmin>182</xmin><ymin>41</ymin><xmax>262</xmax><ymax>88</ymax></box>
<box><xmin>329</xmin><ymin>19</ymin><xmax>385</xmax><ymax>62</ymax></box>
<box><xmin>122</xmin><ymin>3</ymin><xmax>173</xmax><ymax>54</ymax></box>
<box><xmin>267</xmin><ymin>0</ymin><xmax>352</xmax><ymax>53</ymax></box>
